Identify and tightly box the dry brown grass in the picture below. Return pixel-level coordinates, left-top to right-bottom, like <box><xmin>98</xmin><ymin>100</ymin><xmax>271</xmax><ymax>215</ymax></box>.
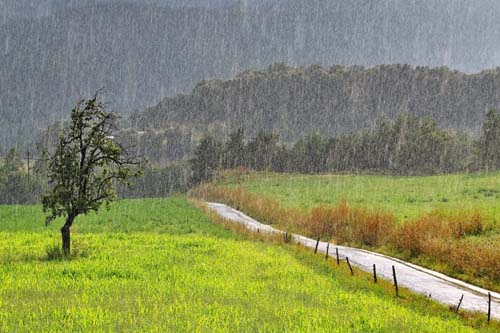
<box><xmin>310</xmin><ymin>202</ymin><xmax>396</xmax><ymax>246</ymax></box>
<box><xmin>191</xmin><ymin>184</ymin><xmax>309</xmax><ymax>232</ymax></box>
<box><xmin>392</xmin><ymin>210</ymin><xmax>486</xmax><ymax>256</ymax></box>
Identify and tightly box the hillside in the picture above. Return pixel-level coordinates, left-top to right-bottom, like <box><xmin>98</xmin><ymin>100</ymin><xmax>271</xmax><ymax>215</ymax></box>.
<box><xmin>134</xmin><ymin>64</ymin><xmax>500</xmax><ymax>140</ymax></box>
<box><xmin>3</xmin><ymin>0</ymin><xmax>500</xmax><ymax>147</ymax></box>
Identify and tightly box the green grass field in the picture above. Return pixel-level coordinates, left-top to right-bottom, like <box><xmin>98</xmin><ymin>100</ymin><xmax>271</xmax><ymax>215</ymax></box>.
<box><xmin>0</xmin><ymin>197</ymin><xmax>496</xmax><ymax>332</ymax></box>
<box><xmin>219</xmin><ymin>171</ymin><xmax>500</xmax><ymax>222</ymax></box>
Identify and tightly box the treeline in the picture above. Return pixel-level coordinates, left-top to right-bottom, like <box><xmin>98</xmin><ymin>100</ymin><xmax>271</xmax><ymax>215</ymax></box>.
<box><xmin>0</xmin><ymin>149</ymin><xmax>189</xmax><ymax>205</ymax></box>
<box><xmin>4</xmin><ymin>110</ymin><xmax>500</xmax><ymax>204</ymax></box>
<box><xmin>0</xmin><ymin>149</ymin><xmax>45</xmax><ymax>204</ymax></box>
<box><xmin>117</xmin><ymin>162</ymin><xmax>189</xmax><ymax>199</ymax></box>
<box><xmin>190</xmin><ymin>110</ymin><xmax>500</xmax><ymax>184</ymax></box>
<box><xmin>136</xmin><ymin>64</ymin><xmax>500</xmax><ymax>143</ymax></box>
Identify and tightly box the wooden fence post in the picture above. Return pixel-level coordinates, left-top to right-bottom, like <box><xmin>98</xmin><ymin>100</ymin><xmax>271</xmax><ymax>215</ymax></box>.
<box><xmin>488</xmin><ymin>292</ymin><xmax>491</xmax><ymax>324</ymax></box>
<box><xmin>373</xmin><ymin>264</ymin><xmax>377</xmax><ymax>283</ymax></box>
<box><xmin>325</xmin><ymin>243</ymin><xmax>329</xmax><ymax>259</ymax></box>
<box><xmin>392</xmin><ymin>265</ymin><xmax>399</xmax><ymax>297</ymax></box>
<box><xmin>346</xmin><ymin>257</ymin><xmax>354</xmax><ymax>275</ymax></box>
<box><xmin>455</xmin><ymin>294</ymin><xmax>464</xmax><ymax>314</ymax></box>
<box><xmin>336</xmin><ymin>248</ymin><xmax>340</xmax><ymax>265</ymax></box>
<box><xmin>314</xmin><ymin>238</ymin><xmax>320</xmax><ymax>254</ymax></box>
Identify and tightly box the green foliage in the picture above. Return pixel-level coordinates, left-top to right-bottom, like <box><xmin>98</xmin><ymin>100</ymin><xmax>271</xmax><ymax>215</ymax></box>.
<box><xmin>292</xmin><ymin>134</ymin><xmax>328</xmax><ymax>173</ymax></box>
<box><xmin>477</xmin><ymin>108</ymin><xmax>500</xmax><ymax>170</ymax></box>
<box><xmin>45</xmin><ymin>243</ymin><xmax>66</xmax><ymax>261</ymax></box>
<box><xmin>189</xmin><ymin>134</ymin><xmax>223</xmax><ymax>185</ymax></box>
<box><xmin>246</xmin><ymin>131</ymin><xmax>284</xmax><ymax>171</ymax></box>
<box><xmin>0</xmin><ymin>148</ymin><xmax>45</xmax><ymax>204</ymax></box>
<box><xmin>42</xmin><ymin>95</ymin><xmax>140</xmax><ymax>226</ymax></box>
<box><xmin>137</xmin><ymin>64</ymin><xmax>500</xmax><ymax>144</ymax></box>
<box><xmin>191</xmin><ymin>113</ymin><xmax>478</xmax><ymax>181</ymax></box>
<box><xmin>119</xmin><ymin>162</ymin><xmax>189</xmax><ymax>199</ymax></box>
<box><xmin>223</xmin><ymin>128</ymin><xmax>245</xmax><ymax>169</ymax></box>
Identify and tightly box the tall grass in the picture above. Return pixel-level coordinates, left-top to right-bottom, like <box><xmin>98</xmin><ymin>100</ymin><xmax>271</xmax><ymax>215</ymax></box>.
<box><xmin>310</xmin><ymin>202</ymin><xmax>396</xmax><ymax>246</ymax></box>
<box><xmin>392</xmin><ymin>211</ymin><xmax>486</xmax><ymax>256</ymax></box>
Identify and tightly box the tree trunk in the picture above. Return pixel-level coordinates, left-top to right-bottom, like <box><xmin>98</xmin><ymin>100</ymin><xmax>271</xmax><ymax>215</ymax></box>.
<box><xmin>61</xmin><ymin>214</ymin><xmax>75</xmax><ymax>255</ymax></box>
<box><xmin>61</xmin><ymin>224</ymin><xmax>71</xmax><ymax>255</ymax></box>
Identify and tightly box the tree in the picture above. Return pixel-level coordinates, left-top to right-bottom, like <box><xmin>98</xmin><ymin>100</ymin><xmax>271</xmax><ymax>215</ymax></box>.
<box><xmin>0</xmin><ymin>148</ymin><xmax>45</xmax><ymax>205</ymax></box>
<box><xmin>478</xmin><ymin>108</ymin><xmax>500</xmax><ymax>170</ymax></box>
<box><xmin>246</xmin><ymin>131</ymin><xmax>280</xmax><ymax>171</ymax></box>
<box><xmin>42</xmin><ymin>95</ymin><xmax>141</xmax><ymax>255</ymax></box>
<box><xmin>189</xmin><ymin>134</ymin><xmax>222</xmax><ymax>185</ymax></box>
<box><xmin>223</xmin><ymin>128</ymin><xmax>245</xmax><ymax>169</ymax></box>
<box><xmin>293</xmin><ymin>134</ymin><xmax>328</xmax><ymax>173</ymax></box>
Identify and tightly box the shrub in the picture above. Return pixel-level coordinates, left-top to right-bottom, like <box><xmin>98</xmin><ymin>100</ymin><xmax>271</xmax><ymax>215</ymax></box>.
<box><xmin>45</xmin><ymin>239</ymin><xmax>90</xmax><ymax>261</ymax></box>
<box><xmin>46</xmin><ymin>244</ymin><xmax>66</xmax><ymax>260</ymax></box>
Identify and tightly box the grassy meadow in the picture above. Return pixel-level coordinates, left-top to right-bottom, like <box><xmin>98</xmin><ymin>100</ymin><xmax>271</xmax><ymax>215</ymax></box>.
<box><xmin>217</xmin><ymin>171</ymin><xmax>500</xmax><ymax>221</ymax></box>
<box><xmin>0</xmin><ymin>197</ymin><xmax>496</xmax><ymax>332</ymax></box>
<box><xmin>197</xmin><ymin>171</ymin><xmax>500</xmax><ymax>291</ymax></box>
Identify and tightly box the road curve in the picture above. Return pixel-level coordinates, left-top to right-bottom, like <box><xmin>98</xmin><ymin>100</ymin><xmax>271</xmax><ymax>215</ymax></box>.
<box><xmin>207</xmin><ymin>202</ymin><xmax>500</xmax><ymax>319</ymax></box>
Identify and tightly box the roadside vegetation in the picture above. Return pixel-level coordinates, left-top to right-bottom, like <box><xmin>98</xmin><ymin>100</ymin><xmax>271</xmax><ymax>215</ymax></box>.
<box><xmin>194</xmin><ymin>171</ymin><xmax>500</xmax><ymax>292</ymax></box>
<box><xmin>0</xmin><ymin>197</ymin><xmax>497</xmax><ymax>332</ymax></box>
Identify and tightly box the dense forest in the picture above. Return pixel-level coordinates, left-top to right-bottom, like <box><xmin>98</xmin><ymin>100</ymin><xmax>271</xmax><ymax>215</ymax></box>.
<box><xmin>136</xmin><ymin>64</ymin><xmax>500</xmax><ymax>143</ymax></box>
<box><xmin>3</xmin><ymin>0</ymin><xmax>500</xmax><ymax>148</ymax></box>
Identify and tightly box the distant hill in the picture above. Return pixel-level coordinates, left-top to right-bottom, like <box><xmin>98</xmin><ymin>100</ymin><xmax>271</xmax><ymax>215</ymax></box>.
<box><xmin>2</xmin><ymin>0</ymin><xmax>500</xmax><ymax>147</ymax></box>
<box><xmin>134</xmin><ymin>64</ymin><xmax>500</xmax><ymax>140</ymax></box>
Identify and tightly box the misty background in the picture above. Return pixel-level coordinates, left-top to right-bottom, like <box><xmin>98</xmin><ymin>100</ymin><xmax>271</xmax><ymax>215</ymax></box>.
<box><xmin>2</xmin><ymin>0</ymin><xmax>500</xmax><ymax>149</ymax></box>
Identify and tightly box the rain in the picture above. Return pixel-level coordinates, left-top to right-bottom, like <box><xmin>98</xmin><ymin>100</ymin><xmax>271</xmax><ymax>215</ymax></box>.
<box><xmin>1</xmin><ymin>0</ymin><xmax>500</xmax><ymax>331</ymax></box>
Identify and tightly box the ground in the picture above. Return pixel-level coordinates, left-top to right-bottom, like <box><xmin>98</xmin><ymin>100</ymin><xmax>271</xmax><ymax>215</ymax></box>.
<box><xmin>0</xmin><ymin>197</ymin><xmax>496</xmax><ymax>331</ymax></box>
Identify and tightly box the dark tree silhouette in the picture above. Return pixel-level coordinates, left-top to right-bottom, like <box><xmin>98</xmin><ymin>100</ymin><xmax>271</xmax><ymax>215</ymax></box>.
<box><xmin>189</xmin><ymin>134</ymin><xmax>222</xmax><ymax>185</ymax></box>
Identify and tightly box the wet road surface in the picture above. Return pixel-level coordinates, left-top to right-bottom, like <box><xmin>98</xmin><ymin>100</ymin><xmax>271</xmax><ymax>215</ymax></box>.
<box><xmin>207</xmin><ymin>202</ymin><xmax>500</xmax><ymax>319</ymax></box>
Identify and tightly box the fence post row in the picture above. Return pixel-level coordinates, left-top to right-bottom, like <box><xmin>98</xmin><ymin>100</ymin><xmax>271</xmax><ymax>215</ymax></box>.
<box><xmin>300</xmin><ymin>235</ymin><xmax>497</xmax><ymax>321</ymax></box>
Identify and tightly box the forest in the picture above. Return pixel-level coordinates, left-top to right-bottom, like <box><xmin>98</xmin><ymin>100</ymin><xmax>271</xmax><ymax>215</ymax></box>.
<box><xmin>135</xmin><ymin>64</ymin><xmax>500</xmax><ymax>143</ymax></box>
